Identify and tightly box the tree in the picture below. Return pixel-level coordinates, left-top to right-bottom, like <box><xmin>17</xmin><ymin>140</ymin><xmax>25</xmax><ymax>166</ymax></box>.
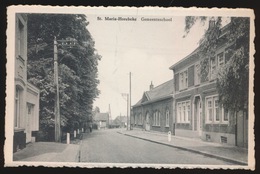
<box><xmin>27</xmin><ymin>14</ymin><xmax>101</xmax><ymax>140</ymax></box>
<box><xmin>184</xmin><ymin>16</ymin><xmax>250</xmax><ymax>115</ymax></box>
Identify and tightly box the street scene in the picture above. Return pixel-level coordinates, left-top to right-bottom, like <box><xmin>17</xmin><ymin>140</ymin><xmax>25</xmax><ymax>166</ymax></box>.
<box><xmin>6</xmin><ymin>6</ymin><xmax>254</xmax><ymax>169</ymax></box>
<box><xmin>14</xmin><ymin>128</ymin><xmax>245</xmax><ymax>165</ymax></box>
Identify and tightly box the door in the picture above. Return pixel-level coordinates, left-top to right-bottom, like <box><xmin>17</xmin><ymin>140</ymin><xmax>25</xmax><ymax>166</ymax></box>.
<box><xmin>26</xmin><ymin>103</ymin><xmax>34</xmax><ymax>143</ymax></box>
<box><xmin>236</xmin><ymin>111</ymin><xmax>248</xmax><ymax>147</ymax></box>
<box><xmin>195</xmin><ymin>98</ymin><xmax>202</xmax><ymax>136</ymax></box>
<box><xmin>145</xmin><ymin>113</ymin><xmax>150</xmax><ymax>131</ymax></box>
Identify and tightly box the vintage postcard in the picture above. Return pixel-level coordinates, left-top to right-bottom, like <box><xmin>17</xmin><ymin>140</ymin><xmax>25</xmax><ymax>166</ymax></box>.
<box><xmin>5</xmin><ymin>6</ymin><xmax>255</xmax><ymax>169</ymax></box>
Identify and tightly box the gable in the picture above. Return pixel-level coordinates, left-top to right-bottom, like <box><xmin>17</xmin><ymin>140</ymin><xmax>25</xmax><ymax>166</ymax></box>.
<box><xmin>141</xmin><ymin>92</ymin><xmax>149</xmax><ymax>103</ymax></box>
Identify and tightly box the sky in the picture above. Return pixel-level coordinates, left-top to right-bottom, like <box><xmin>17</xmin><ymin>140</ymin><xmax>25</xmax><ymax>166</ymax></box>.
<box><xmin>86</xmin><ymin>14</ymin><xmax>227</xmax><ymax>119</ymax></box>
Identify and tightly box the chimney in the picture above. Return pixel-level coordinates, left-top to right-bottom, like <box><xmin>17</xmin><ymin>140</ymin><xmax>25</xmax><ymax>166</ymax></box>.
<box><xmin>208</xmin><ymin>18</ymin><xmax>215</xmax><ymax>29</ymax></box>
<box><xmin>150</xmin><ymin>81</ymin><xmax>154</xmax><ymax>90</ymax></box>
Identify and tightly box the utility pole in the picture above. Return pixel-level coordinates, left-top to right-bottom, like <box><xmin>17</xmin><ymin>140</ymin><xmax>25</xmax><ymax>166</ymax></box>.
<box><xmin>54</xmin><ymin>37</ymin><xmax>61</xmax><ymax>142</ymax></box>
<box><xmin>121</xmin><ymin>93</ymin><xmax>129</xmax><ymax>130</ymax></box>
<box><xmin>126</xmin><ymin>94</ymin><xmax>129</xmax><ymax>130</ymax></box>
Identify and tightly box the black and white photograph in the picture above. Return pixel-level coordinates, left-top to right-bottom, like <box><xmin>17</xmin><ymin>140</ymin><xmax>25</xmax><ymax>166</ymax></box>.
<box><xmin>5</xmin><ymin>6</ymin><xmax>255</xmax><ymax>169</ymax></box>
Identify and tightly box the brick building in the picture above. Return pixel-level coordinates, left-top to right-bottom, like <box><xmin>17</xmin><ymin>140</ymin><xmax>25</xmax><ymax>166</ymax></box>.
<box><xmin>132</xmin><ymin>80</ymin><xmax>174</xmax><ymax>133</ymax></box>
<box><xmin>169</xmin><ymin>22</ymin><xmax>248</xmax><ymax>147</ymax></box>
<box><xmin>14</xmin><ymin>14</ymin><xmax>40</xmax><ymax>152</ymax></box>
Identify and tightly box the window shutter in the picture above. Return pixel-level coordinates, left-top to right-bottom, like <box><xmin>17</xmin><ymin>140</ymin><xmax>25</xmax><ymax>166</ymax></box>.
<box><xmin>201</xmin><ymin>59</ymin><xmax>209</xmax><ymax>83</ymax></box>
<box><xmin>175</xmin><ymin>73</ymin><xmax>179</xmax><ymax>91</ymax></box>
<box><xmin>188</xmin><ymin>65</ymin><xmax>194</xmax><ymax>87</ymax></box>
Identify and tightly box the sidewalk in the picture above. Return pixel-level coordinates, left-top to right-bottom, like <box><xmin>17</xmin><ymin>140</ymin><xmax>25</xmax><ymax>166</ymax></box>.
<box><xmin>118</xmin><ymin>129</ymin><xmax>248</xmax><ymax>165</ymax></box>
<box><xmin>13</xmin><ymin>142</ymin><xmax>80</xmax><ymax>162</ymax></box>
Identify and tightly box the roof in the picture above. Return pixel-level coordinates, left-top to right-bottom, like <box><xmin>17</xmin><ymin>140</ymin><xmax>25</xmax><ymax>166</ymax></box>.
<box><xmin>94</xmin><ymin>113</ymin><xmax>109</xmax><ymax>121</ymax></box>
<box><xmin>133</xmin><ymin>79</ymin><xmax>174</xmax><ymax>107</ymax></box>
<box><xmin>169</xmin><ymin>22</ymin><xmax>231</xmax><ymax>71</ymax></box>
<box><xmin>115</xmin><ymin>116</ymin><xmax>127</xmax><ymax>122</ymax></box>
<box><xmin>169</xmin><ymin>47</ymin><xmax>199</xmax><ymax>70</ymax></box>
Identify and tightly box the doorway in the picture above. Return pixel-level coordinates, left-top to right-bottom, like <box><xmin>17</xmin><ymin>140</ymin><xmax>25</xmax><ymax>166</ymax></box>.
<box><xmin>26</xmin><ymin>103</ymin><xmax>34</xmax><ymax>143</ymax></box>
<box><xmin>145</xmin><ymin>112</ymin><xmax>150</xmax><ymax>131</ymax></box>
<box><xmin>194</xmin><ymin>97</ymin><xmax>202</xmax><ymax>136</ymax></box>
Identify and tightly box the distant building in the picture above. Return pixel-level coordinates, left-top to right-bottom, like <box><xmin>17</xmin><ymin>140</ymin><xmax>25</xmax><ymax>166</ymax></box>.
<box><xmin>169</xmin><ymin>21</ymin><xmax>248</xmax><ymax>147</ymax></box>
<box><xmin>112</xmin><ymin>115</ymin><xmax>127</xmax><ymax>128</ymax></box>
<box><xmin>94</xmin><ymin>113</ymin><xmax>109</xmax><ymax>129</ymax></box>
<box><xmin>14</xmin><ymin>14</ymin><xmax>40</xmax><ymax>152</ymax></box>
<box><xmin>132</xmin><ymin>80</ymin><xmax>174</xmax><ymax>133</ymax></box>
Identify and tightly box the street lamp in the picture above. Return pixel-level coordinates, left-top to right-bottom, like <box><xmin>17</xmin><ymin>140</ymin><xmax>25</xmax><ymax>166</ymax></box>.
<box><xmin>53</xmin><ymin>36</ymin><xmax>77</xmax><ymax>142</ymax></box>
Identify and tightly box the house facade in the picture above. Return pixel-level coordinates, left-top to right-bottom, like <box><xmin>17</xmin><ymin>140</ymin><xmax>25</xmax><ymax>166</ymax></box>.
<box><xmin>14</xmin><ymin>14</ymin><xmax>40</xmax><ymax>152</ymax></box>
<box><xmin>169</xmin><ymin>23</ymin><xmax>248</xmax><ymax>147</ymax></box>
<box><xmin>132</xmin><ymin>80</ymin><xmax>174</xmax><ymax>134</ymax></box>
<box><xmin>94</xmin><ymin>113</ymin><xmax>109</xmax><ymax>129</ymax></box>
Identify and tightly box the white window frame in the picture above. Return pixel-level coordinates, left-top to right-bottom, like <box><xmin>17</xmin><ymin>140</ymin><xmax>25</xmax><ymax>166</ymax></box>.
<box><xmin>206</xmin><ymin>97</ymin><xmax>213</xmax><ymax>123</ymax></box>
<box><xmin>153</xmin><ymin>110</ymin><xmax>161</xmax><ymax>126</ymax></box>
<box><xmin>205</xmin><ymin>95</ymin><xmax>229</xmax><ymax>124</ymax></box>
<box><xmin>213</xmin><ymin>96</ymin><xmax>220</xmax><ymax>123</ymax></box>
<box><xmin>222</xmin><ymin>108</ymin><xmax>229</xmax><ymax>123</ymax></box>
<box><xmin>165</xmin><ymin>109</ymin><xmax>170</xmax><ymax>127</ymax></box>
<box><xmin>210</xmin><ymin>52</ymin><xmax>226</xmax><ymax>80</ymax></box>
<box><xmin>176</xmin><ymin>101</ymin><xmax>190</xmax><ymax>123</ymax></box>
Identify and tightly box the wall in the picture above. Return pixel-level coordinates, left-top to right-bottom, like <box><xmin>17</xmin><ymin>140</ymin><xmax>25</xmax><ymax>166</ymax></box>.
<box><xmin>132</xmin><ymin>97</ymin><xmax>174</xmax><ymax>133</ymax></box>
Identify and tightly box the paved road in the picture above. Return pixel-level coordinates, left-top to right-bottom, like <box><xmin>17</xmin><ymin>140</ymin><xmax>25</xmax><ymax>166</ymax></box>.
<box><xmin>79</xmin><ymin>129</ymin><xmax>235</xmax><ymax>165</ymax></box>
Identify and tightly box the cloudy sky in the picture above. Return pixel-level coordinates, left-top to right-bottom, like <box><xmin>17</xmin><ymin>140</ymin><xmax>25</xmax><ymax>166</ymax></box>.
<box><xmin>86</xmin><ymin>13</ymin><xmax>229</xmax><ymax>119</ymax></box>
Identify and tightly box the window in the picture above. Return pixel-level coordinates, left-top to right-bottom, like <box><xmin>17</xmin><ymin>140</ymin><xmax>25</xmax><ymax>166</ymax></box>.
<box><xmin>134</xmin><ymin>115</ymin><xmax>137</xmax><ymax>124</ymax></box>
<box><xmin>184</xmin><ymin>71</ymin><xmax>188</xmax><ymax>88</ymax></box>
<box><xmin>15</xmin><ymin>87</ymin><xmax>21</xmax><ymax>128</ymax></box>
<box><xmin>177</xmin><ymin>103</ymin><xmax>182</xmax><ymax>123</ymax></box>
<box><xmin>176</xmin><ymin>101</ymin><xmax>191</xmax><ymax>123</ymax></box>
<box><xmin>206</xmin><ymin>98</ymin><xmax>213</xmax><ymax>122</ymax></box>
<box><xmin>194</xmin><ymin>63</ymin><xmax>200</xmax><ymax>85</ymax></box>
<box><xmin>217</xmin><ymin>52</ymin><xmax>225</xmax><ymax>67</ymax></box>
<box><xmin>206</xmin><ymin>95</ymin><xmax>229</xmax><ymax>124</ymax></box>
<box><xmin>138</xmin><ymin>113</ymin><xmax>142</xmax><ymax>125</ymax></box>
<box><xmin>153</xmin><ymin>111</ymin><xmax>160</xmax><ymax>126</ymax></box>
<box><xmin>17</xmin><ymin>19</ymin><xmax>25</xmax><ymax>58</ymax></box>
<box><xmin>222</xmin><ymin>108</ymin><xmax>229</xmax><ymax>122</ymax></box>
<box><xmin>210</xmin><ymin>52</ymin><xmax>225</xmax><ymax>80</ymax></box>
<box><xmin>153</xmin><ymin>112</ymin><xmax>156</xmax><ymax>126</ymax></box>
<box><xmin>183</xmin><ymin>105</ymin><xmax>186</xmax><ymax>122</ymax></box>
<box><xmin>179</xmin><ymin>70</ymin><xmax>188</xmax><ymax>90</ymax></box>
<box><xmin>210</xmin><ymin>57</ymin><xmax>217</xmax><ymax>80</ymax></box>
<box><xmin>165</xmin><ymin>110</ymin><xmax>170</xmax><ymax>127</ymax></box>
<box><xmin>214</xmin><ymin>97</ymin><xmax>220</xmax><ymax>122</ymax></box>
<box><xmin>180</xmin><ymin>73</ymin><xmax>183</xmax><ymax>90</ymax></box>
<box><xmin>187</xmin><ymin>102</ymin><xmax>191</xmax><ymax>121</ymax></box>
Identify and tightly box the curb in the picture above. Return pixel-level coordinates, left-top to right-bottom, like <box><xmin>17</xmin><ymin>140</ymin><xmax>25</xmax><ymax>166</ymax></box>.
<box><xmin>117</xmin><ymin>131</ymin><xmax>247</xmax><ymax>166</ymax></box>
